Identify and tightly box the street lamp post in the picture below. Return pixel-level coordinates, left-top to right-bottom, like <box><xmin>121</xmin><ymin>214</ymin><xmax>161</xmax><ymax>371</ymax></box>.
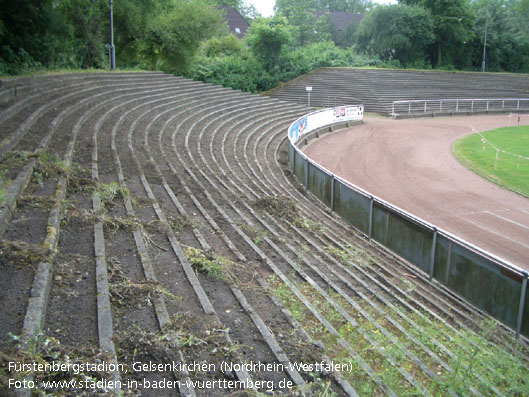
<box><xmin>482</xmin><ymin>16</ymin><xmax>488</xmax><ymax>72</ymax></box>
<box><xmin>109</xmin><ymin>0</ymin><xmax>116</xmax><ymax>70</ymax></box>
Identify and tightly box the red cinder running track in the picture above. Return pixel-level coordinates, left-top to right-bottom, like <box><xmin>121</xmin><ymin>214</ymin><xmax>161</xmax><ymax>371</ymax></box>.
<box><xmin>304</xmin><ymin>114</ymin><xmax>529</xmax><ymax>271</ymax></box>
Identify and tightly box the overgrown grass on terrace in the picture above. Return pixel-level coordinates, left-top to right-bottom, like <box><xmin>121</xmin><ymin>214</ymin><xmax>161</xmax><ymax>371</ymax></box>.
<box><xmin>268</xmin><ymin>275</ymin><xmax>529</xmax><ymax>395</ymax></box>
<box><xmin>452</xmin><ymin>125</ymin><xmax>529</xmax><ymax>197</ymax></box>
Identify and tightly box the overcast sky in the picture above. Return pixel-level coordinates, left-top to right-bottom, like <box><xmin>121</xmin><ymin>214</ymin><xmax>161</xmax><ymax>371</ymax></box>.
<box><xmin>246</xmin><ymin>0</ymin><xmax>398</xmax><ymax>17</ymax></box>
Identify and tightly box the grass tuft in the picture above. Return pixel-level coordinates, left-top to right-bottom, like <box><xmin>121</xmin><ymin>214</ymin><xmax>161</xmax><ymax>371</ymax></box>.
<box><xmin>184</xmin><ymin>246</ymin><xmax>240</xmax><ymax>284</ymax></box>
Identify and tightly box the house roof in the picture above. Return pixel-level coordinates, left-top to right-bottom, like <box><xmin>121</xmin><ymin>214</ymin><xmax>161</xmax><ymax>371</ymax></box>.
<box><xmin>219</xmin><ymin>6</ymin><xmax>250</xmax><ymax>38</ymax></box>
<box><xmin>314</xmin><ymin>11</ymin><xmax>364</xmax><ymax>31</ymax></box>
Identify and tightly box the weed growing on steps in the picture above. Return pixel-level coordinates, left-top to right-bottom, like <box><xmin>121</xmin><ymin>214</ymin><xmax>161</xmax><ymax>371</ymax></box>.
<box><xmin>251</xmin><ymin>196</ymin><xmax>300</xmax><ymax>222</ymax></box>
<box><xmin>184</xmin><ymin>246</ymin><xmax>241</xmax><ymax>284</ymax></box>
<box><xmin>324</xmin><ymin>244</ymin><xmax>376</xmax><ymax>268</ymax></box>
<box><xmin>102</xmin><ymin>214</ymin><xmax>142</xmax><ymax>235</ymax></box>
<box><xmin>400</xmin><ymin>276</ymin><xmax>416</xmax><ymax>293</ymax></box>
<box><xmin>65</xmin><ymin>164</ymin><xmax>130</xmax><ymax>211</ymax></box>
<box><xmin>0</xmin><ymin>239</ymin><xmax>50</xmax><ymax>268</ymax></box>
<box><xmin>116</xmin><ymin>313</ymin><xmax>242</xmax><ymax>382</ymax></box>
<box><xmin>296</xmin><ymin>244</ymin><xmax>309</xmax><ymax>268</ymax></box>
<box><xmin>1</xmin><ymin>332</ymin><xmax>114</xmax><ymax>394</ymax></box>
<box><xmin>236</xmin><ymin>220</ymin><xmax>271</xmax><ymax>246</ymax></box>
<box><xmin>252</xmin><ymin>195</ymin><xmax>327</xmax><ymax>234</ymax></box>
<box><xmin>253</xmin><ymin>230</ymin><xmax>267</xmax><ymax>245</ymax></box>
<box><xmin>32</xmin><ymin>151</ymin><xmax>69</xmax><ymax>188</ymax></box>
<box><xmin>0</xmin><ymin>169</ymin><xmax>8</xmax><ymax>204</ymax></box>
<box><xmin>107</xmin><ymin>258</ymin><xmax>182</xmax><ymax>310</ymax></box>
<box><xmin>17</xmin><ymin>195</ymin><xmax>55</xmax><ymax>210</ymax></box>
<box><xmin>94</xmin><ymin>181</ymin><xmax>130</xmax><ymax>209</ymax></box>
<box><xmin>164</xmin><ymin>214</ymin><xmax>209</xmax><ymax>234</ymax></box>
<box><xmin>293</xmin><ymin>216</ymin><xmax>326</xmax><ymax>235</ymax></box>
<box><xmin>266</xmin><ymin>275</ymin><xmax>529</xmax><ymax>395</ymax></box>
<box><xmin>0</xmin><ymin>151</ymin><xmax>31</xmax><ymax>171</ymax></box>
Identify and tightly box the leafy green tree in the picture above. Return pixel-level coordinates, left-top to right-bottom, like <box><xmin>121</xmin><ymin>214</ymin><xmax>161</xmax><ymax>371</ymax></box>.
<box><xmin>470</xmin><ymin>0</ymin><xmax>529</xmax><ymax>72</ymax></box>
<box><xmin>400</xmin><ymin>0</ymin><xmax>474</xmax><ymax>68</ymax></box>
<box><xmin>112</xmin><ymin>0</ymin><xmax>163</xmax><ymax>66</ymax></box>
<box><xmin>57</xmin><ymin>0</ymin><xmax>109</xmax><ymax>69</ymax></box>
<box><xmin>513</xmin><ymin>0</ymin><xmax>529</xmax><ymax>71</ymax></box>
<box><xmin>275</xmin><ymin>0</ymin><xmax>317</xmax><ymax>18</ymax></box>
<box><xmin>0</xmin><ymin>0</ymin><xmax>56</xmax><ymax>72</ymax></box>
<box><xmin>245</xmin><ymin>16</ymin><xmax>296</xmax><ymax>70</ymax></box>
<box><xmin>286</xmin><ymin>10</ymin><xmax>321</xmax><ymax>45</ymax></box>
<box><xmin>276</xmin><ymin>0</ymin><xmax>371</xmax><ymax>14</ymax></box>
<box><xmin>276</xmin><ymin>0</ymin><xmax>369</xmax><ymax>46</ymax></box>
<box><xmin>139</xmin><ymin>0</ymin><xmax>225</xmax><ymax>73</ymax></box>
<box><xmin>356</xmin><ymin>4</ymin><xmax>434</xmax><ymax>66</ymax></box>
<box><xmin>332</xmin><ymin>18</ymin><xmax>361</xmax><ymax>47</ymax></box>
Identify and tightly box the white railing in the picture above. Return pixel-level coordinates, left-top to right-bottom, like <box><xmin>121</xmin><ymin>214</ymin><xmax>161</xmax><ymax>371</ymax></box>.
<box><xmin>392</xmin><ymin>98</ymin><xmax>529</xmax><ymax>117</ymax></box>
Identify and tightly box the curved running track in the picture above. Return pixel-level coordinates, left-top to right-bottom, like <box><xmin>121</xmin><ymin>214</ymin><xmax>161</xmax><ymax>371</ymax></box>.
<box><xmin>304</xmin><ymin>114</ymin><xmax>529</xmax><ymax>271</ymax></box>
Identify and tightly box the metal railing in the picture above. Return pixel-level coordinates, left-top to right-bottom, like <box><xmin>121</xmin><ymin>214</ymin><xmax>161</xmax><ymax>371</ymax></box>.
<box><xmin>288</xmin><ymin>107</ymin><xmax>529</xmax><ymax>338</ymax></box>
<box><xmin>392</xmin><ymin>98</ymin><xmax>529</xmax><ymax>118</ymax></box>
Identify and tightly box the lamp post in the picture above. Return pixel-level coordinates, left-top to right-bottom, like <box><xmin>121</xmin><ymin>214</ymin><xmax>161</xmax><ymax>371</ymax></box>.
<box><xmin>482</xmin><ymin>15</ymin><xmax>488</xmax><ymax>72</ymax></box>
<box><xmin>109</xmin><ymin>0</ymin><xmax>116</xmax><ymax>70</ymax></box>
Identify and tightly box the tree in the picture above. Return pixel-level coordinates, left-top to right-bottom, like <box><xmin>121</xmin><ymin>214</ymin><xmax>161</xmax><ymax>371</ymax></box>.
<box><xmin>0</xmin><ymin>0</ymin><xmax>56</xmax><ymax>71</ymax></box>
<box><xmin>57</xmin><ymin>0</ymin><xmax>109</xmax><ymax>68</ymax></box>
<box><xmin>276</xmin><ymin>0</ymin><xmax>372</xmax><ymax>15</ymax></box>
<box><xmin>332</xmin><ymin>18</ymin><xmax>361</xmax><ymax>48</ymax></box>
<box><xmin>400</xmin><ymin>0</ymin><xmax>474</xmax><ymax>68</ymax></box>
<box><xmin>245</xmin><ymin>16</ymin><xmax>295</xmax><ymax>70</ymax></box>
<box><xmin>276</xmin><ymin>0</ymin><xmax>317</xmax><ymax>18</ymax></box>
<box><xmin>356</xmin><ymin>5</ymin><xmax>434</xmax><ymax>66</ymax></box>
<box><xmin>139</xmin><ymin>0</ymin><xmax>225</xmax><ymax>73</ymax></box>
<box><xmin>112</xmin><ymin>0</ymin><xmax>163</xmax><ymax>66</ymax></box>
<box><xmin>470</xmin><ymin>0</ymin><xmax>529</xmax><ymax>72</ymax></box>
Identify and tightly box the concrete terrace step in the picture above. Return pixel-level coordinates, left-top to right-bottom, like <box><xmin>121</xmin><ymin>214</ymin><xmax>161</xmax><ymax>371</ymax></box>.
<box><xmin>266</xmin><ymin>68</ymin><xmax>529</xmax><ymax>114</ymax></box>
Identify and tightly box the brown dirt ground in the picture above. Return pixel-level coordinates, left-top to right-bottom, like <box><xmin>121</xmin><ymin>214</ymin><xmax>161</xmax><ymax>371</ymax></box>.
<box><xmin>304</xmin><ymin>114</ymin><xmax>529</xmax><ymax>271</ymax></box>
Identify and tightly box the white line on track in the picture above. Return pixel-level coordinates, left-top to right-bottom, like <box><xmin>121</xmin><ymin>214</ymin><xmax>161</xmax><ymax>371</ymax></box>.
<box><xmin>483</xmin><ymin>211</ymin><xmax>529</xmax><ymax>231</ymax></box>
<box><xmin>461</xmin><ymin>217</ymin><xmax>529</xmax><ymax>250</ymax></box>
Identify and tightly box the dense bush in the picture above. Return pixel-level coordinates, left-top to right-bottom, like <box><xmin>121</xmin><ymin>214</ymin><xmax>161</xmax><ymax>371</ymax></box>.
<box><xmin>187</xmin><ymin>53</ymin><xmax>274</xmax><ymax>93</ymax></box>
<box><xmin>186</xmin><ymin>40</ymin><xmax>382</xmax><ymax>93</ymax></box>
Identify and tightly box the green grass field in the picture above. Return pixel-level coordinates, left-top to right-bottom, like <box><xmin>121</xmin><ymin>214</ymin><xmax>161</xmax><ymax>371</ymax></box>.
<box><xmin>452</xmin><ymin>125</ymin><xmax>529</xmax><ymax>197</ymax></box>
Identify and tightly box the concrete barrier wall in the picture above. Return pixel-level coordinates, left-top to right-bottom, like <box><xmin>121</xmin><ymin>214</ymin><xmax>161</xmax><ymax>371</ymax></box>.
<box><xmin>288</xmin><ymin>107</ymin><xmax>529</xmax><ymax>338</ymax></box>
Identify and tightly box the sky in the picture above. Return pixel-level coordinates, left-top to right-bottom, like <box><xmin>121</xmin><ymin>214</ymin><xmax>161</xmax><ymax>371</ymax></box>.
<box><xmin>246</xmin><ymin>0</ymin><xmax>398</xmax><ymax>17</ymax></box>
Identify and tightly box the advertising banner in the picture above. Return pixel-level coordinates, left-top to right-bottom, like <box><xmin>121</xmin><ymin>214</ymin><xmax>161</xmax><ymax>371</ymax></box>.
<box><xmin>288</xmin><ymin>105</ymin><xmax>364</xmax><ymax>144</ymax></box>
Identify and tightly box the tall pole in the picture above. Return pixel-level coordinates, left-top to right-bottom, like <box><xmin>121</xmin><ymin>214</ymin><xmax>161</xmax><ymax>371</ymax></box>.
<box><xmin>482</xmin><ymin>15</ymin><xmax>488</xmax><ymax>72</ymax></box>
<box><xmin>109</xmin><ymin>0</ymin><xmax>116</xmax><ymax>70</ymax></box>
